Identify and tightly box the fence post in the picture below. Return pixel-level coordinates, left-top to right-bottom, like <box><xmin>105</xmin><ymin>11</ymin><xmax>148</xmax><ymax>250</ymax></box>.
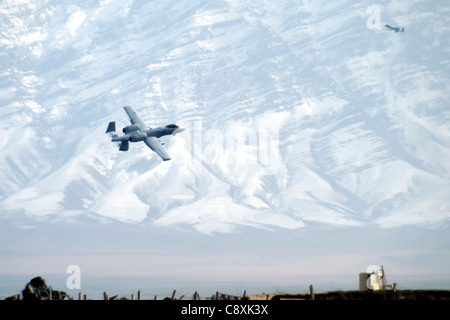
<box><xmin>103</xmin><ymin>292</ymin><xmax>109</xmax><ymax>300</ymax></box>
<box><xmin>310</xmin><ymin>285</ymin><xmax>315</xmax><ymax>300</ymax></box>
<box><xmin>138</xmin><ymin>290</ymin><xmax>141</xmax><ymax>300</ymax></box>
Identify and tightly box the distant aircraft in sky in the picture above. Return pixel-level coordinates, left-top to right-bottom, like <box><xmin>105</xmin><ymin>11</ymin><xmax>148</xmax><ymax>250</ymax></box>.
<box><xmin>384</xmin><ymin>24</ymin><xmax>404</xmax><ymax>33</ymax></box>
<box><xmin>106</xmin><ymin>106</ymin><xmax>185</xmax><ymax>161</ymax></box>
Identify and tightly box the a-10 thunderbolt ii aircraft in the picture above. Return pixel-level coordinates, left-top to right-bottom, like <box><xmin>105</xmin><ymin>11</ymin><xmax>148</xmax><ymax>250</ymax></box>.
<box><xmin>106</xmin><ymin>106</ymin><xmax>185</xmax><ymax>161</ymax></box>
<box><xmin>384</xmin><ymin>24</ymin><xmax>404</xmax><ymax>33</ymax></box>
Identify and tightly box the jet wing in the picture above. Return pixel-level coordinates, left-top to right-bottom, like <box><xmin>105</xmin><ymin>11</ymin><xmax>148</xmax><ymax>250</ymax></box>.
<box><xmin>123</xmin><ymin>106</ymin><xmax>147</xmax><ymax>130</ymax></box>
<box><xmin>144</xmin><ymin>136</ymin><xmax>171</xmax><ymax>161</ymax></box>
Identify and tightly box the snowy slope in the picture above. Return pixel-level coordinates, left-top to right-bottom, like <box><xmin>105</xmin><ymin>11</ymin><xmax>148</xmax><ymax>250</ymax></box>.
<box><xmin>1</xmin><ymin>0</ymin><xmax>449</xmax><ymax>234</ymax></box>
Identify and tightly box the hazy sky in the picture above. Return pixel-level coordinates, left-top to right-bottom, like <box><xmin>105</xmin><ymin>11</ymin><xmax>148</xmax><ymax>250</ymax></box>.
<box><xmin>1</xmin><ymin>215</ymin><xmax>449</xmax><ymax>299</ymax></box>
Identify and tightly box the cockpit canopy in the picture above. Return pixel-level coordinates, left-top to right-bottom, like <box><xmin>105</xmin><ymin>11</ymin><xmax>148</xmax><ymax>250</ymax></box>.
<box><xmin>165</xmin><ymin>124</ymin><xmax>179</xmax><ymax>129</ymax></box>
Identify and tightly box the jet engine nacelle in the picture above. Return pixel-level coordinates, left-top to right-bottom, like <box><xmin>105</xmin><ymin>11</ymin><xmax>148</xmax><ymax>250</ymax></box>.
<box><xmin>129</xmin><ymin>132</ymin><xmax>147</xmax><ymax>142</ymax></box>
<box><xmin>123</xmin><ymin>124</ymin><xmax>140</xmax><ymax>134</ymax></box>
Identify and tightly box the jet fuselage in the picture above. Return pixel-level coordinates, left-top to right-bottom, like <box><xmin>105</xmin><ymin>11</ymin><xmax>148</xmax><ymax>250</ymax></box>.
<box><xmin>111</xmin><ymin>125</ymin><xmax>184</xmax><ymax>142</ymax></box>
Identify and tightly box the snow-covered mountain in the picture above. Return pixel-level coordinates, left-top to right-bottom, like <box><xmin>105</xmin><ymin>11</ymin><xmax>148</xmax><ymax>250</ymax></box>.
<box><xmin>1</xmin><ymin>0</ymin><xmax>449</xmax><ymax>234</ymax></box>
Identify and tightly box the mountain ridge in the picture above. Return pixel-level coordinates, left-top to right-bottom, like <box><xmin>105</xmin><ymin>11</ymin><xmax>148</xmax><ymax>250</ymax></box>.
<box><xmin>1</xmin><ymin>0</ymin><xmax>449</xmax><ymax>234</ymax></box>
